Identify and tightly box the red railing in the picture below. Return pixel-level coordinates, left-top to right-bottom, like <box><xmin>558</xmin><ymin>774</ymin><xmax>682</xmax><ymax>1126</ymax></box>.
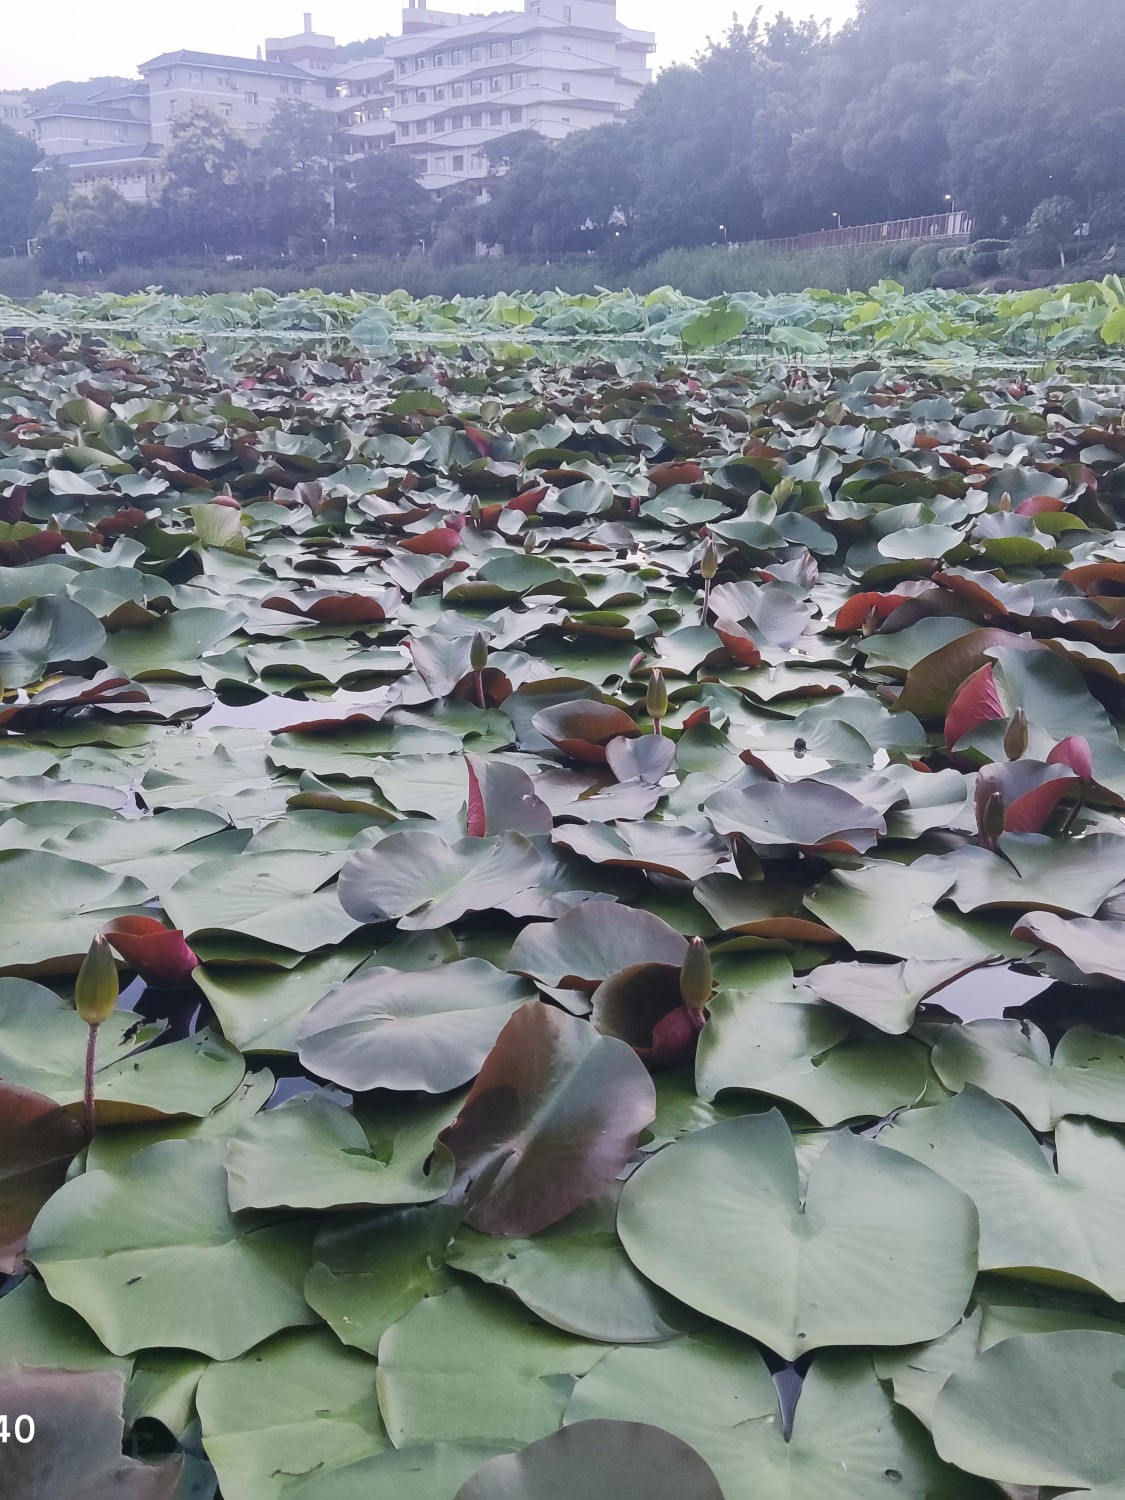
<box><xmin>748</xmin><ymin>211</ymin><xmax>973</xmax><ymax>253</ymax></box>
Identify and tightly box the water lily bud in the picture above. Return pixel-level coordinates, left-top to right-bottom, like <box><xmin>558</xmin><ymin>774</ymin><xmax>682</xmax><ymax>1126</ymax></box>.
<box><xmin>74</xmin><ymin>933</ymin><xmax>118</xmax><ymax>1028</ymax></box>
<box><xmin>646</xmin><ymin>668</ymin><xmax>669</xmax><ymax>722</ymax></box>
<box><xmin>522</xmin><ymin>531</ymin><xmax>536</xmax><ymax>554</ymax></box>
<box><xmin>700</xmin><ymin>540</ymin><xmax>719</xmax><ymax>580</ymax></box>
<box><xmin>978</xmin><ymin>789</ymin><xmax>1007</xmax><ymax>849</ymax></box>
<box><xmin>1048</xmin><ymin>735</ymin><xmax>1093</xmax><ymax>782</ymax></box>
<box><xmin>470</xmin><ymin>496</ymin><xmax>482</xmax><ymax>524</ymax></box>
<box><xmin>680</xmin><ymin>937</ymin><xmax>713</xmax><ymax>1011</ymax></box>
<box><xmin>771</xmin><ymin>477</ymin><xmax>796</xmax><ymax>507</ymax></box>
<box><xmin>1003</xmin><ymin>708</ymin><xmax>1028</xmax><ymax>761</ymax></box>
<box><xmin>470</xmin><ymin>632</ymin><xmax>489</xmax><ymax>673</ymax></box>
<box><xmin>861</xmin><ymin>606</ymin><xmax>880</xmax><ymax>637</ymax></box>
<box><xmin>998</xmin><ymin>492</ymin><xmax>1012</xmax><ymax>512</ymax></box>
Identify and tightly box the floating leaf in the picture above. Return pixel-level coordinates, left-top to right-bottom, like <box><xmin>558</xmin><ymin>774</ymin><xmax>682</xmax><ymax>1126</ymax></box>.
<box><xmin>296</xmin><ymin>960</ymin><xmax>534</xmax><ymax>1093</ymax></box>
<box><xmin>28</xmin><ymin>1138</ymin><xmax>317</xmax><ymax>1358</ymax></box>
<box><xmin>439</xmin><ymin>1001</ymin><xmax>656</xmax><ymax>1236</ymax></box>
<box><xmin>617</xmin><ymin>1111</ymin><xmax>977</xmax><ymax>1359</ymax></box>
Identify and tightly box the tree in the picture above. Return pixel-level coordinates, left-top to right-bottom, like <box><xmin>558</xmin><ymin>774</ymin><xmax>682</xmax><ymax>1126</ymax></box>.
<box><xmin>39</xmin><ymin>184</ymin><xmax>162</xmax><ymax>274</ymax></box>
<box><xmin>0</xmin><ymin>123</ymin><xmax>42</xmax><ymax>257</ymax></box>
<box><xmin>256</xmin><ymin>99</ymin><xmax>336</xmax><ymax>251</ymax></box>
<box><xmin>336</xmin><ymin>151</ymin><xmax>431</xmax><ymax>256</ymax></box>
<box><xmin>159</xmin><ymin>108</ymin><xmax>251</xmax><ymax>255</ymax></box>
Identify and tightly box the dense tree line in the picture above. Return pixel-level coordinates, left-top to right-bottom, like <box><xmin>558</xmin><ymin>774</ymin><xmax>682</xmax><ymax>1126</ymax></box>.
<box><xmin>0</xmin><ymin>0</ymin><xmax>1121</xmax><ymax>274</ymax></box>
<box><xmin>468</xmin><ymin>0</ymin><xmax>1124</xmax><ymax>264</ymax></box>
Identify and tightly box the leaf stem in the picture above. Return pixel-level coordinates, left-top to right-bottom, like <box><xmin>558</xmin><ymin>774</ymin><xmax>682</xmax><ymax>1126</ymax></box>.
<box><xmin>83</xmin><ymin>1023</ymin><xmax>99</xmax><ymax>1137</ymax></box>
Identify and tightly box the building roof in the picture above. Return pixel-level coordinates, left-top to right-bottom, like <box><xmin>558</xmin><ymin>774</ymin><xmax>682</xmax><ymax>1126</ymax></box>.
<box><xmin>37</xmin><ymin>144</ymin><xmax>162</xmax><ymax>167</ymax></box>
<box><xmin>140</xmin><ymin>49</ymin><xmax>313</xmax><ymax>79</ymax></box>
<box><xmin>29</xmin><ymin>101</ymin><xmax>141</xmax><ymax>123</ymax></box>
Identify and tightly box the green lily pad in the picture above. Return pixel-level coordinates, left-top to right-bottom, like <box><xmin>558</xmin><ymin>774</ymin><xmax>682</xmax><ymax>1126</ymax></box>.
<box><xmin>27</xmin><ymin>1138</ymin><xmax>318</xmax><ymax>1358</ymax></box>
<box><xmin>617</xmin><ymin>1110</ymin><xmax>977</xmax><ymax>1359</ymax></box>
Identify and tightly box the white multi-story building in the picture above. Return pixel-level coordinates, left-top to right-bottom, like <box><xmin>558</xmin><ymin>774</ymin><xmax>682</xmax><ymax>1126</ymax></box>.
<box><xmin>23</xmin><ymin>7</ymin><xmax>652</xmax><ymax>203</ymax></box>
<box><xmin>0</xmin><ymin>92</ymin><xmax>35</xmax><ymax>139</ymax></box>
<box><xmin>385</xmin><ymin>0</ymin><xmax>653</xmax><ymax>189</ymax></box>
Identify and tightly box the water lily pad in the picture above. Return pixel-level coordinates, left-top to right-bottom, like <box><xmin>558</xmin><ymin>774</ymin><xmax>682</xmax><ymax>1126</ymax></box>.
<box><xmin>226</xmin><ymin>1092</ymin><xmax>456</xmax><ymax>1211</ymax></box>
<box><xmin>337</xmin><ymin>831</ymin><xmax>543</xmax><ymax>930</ymax></box>
<box><xmin>932</xmin><ymin>1331</ymin><xmax>1125</xmax><ymax>1491</ymax></box>
<box><xmin>27</xmin><ymin>1138</ymin><xmax>318</xmax><ymax>1358</ymax></box>
<box><xmin>617</xmin><ymin>1110</ymin><xmax>977</xmax><ymax>1359</ymax></box>
<box><xmin>932</xmin><ymin>1019</ymin><xmax>1125</xmax><ymax>1128</ymax></box>
<box><xmin>440</xmin><ymin>1002</ymin><xmax>656</xmax><ymax>1236</ymax></box>
<box><xmin>879</xmin><ymin>1086</ymin><xmax>1125</xmax><ymax>1299</ymax></box>
<box><xmin>197</xmin><ymin>1328</ymin><xmax>386</xmax><ymax>1500</ymax></box>
<box><xmin>0</xmin><ymin>1081</ymin><xmax>88</xmax><ymax>1273</ymax></box>
<box><xmin>0</xmin><ymin>851</ymin><xmax>149</xmax><ymax>975</ymax></box>
<box><xmin>296</xmin><ymin>959</ymin><xmax>534</xmax><ymax>1093</ymax></box>
<box><xmin>448</xmin><ymin>1188</ymin><xmax>698</xmax><ymax>1344</ymax></box>
<box><xmin>454</xmin><ymin>1420</ymin><xmax>725</xmax><ymax>1500</ymax></box>
<box><xmin>0</xmin><ymin>1368</ymin><xmax>181</xmax><ymax>1499</ymax></box>
<box><xmin>376</xmin><ymin>1283</ymin><xmax>605</xmax><ymax>1448</ymax></box>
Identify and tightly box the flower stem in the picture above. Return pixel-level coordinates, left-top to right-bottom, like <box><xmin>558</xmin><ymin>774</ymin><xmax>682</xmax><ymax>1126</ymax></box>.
<box><xmin>475</xmin><ymin>670</ymin><xmax>486</xmax><ymax>710</ymax></box>
<box><xmin>83</xmin><ymin>1023</ymin><xmax>99</xmax><ymax>1137</ymax></box>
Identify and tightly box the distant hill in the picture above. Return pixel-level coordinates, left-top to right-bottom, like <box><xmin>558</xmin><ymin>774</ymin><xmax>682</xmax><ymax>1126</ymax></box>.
<box><xmin>335</xmin><ymin>37</ymin><xmax>390</xmax><ymax>62</ymax></box>
<box><xmin>24</xmin><ymin>77</ymin><xmax>135</xmax><ymax>105</ymax></box>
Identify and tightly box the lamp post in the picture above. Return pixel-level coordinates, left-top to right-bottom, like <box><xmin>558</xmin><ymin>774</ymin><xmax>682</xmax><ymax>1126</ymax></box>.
<box><xmin>719</xmin><ymin>223</ymin><xmax>727</xmax><ymax>245</ymax></box>
<box><xmin>418</xmin><ymin>238</ymin><xmax>427</xmax><ymax>254</ymax></box>
<box><xmin>831</xmin><ymin>211</ymin><xmax>841</xmax><ymax>231</ymax></box>
<box><xmin>944</xmin><ymin>193</ymin><xmax>956</xmax><ymax>217</ymax></box>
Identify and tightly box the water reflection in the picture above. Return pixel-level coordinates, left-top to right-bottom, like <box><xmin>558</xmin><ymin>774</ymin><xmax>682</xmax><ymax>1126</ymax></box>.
<box><xmin>922</xmin><ymin>965</ymin><xmax>1052</xmax><ymax>1023</ymax></box>
<box><xmin>197</xmin><ymin>689</ymin><xmax>394</xmax><ymax>733</ymax></box>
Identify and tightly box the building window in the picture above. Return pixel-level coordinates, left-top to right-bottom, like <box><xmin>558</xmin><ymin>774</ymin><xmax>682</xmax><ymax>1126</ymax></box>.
<box><xmin>561</xmin><ymin>82</ymin><xmax>571</xmax><ymax>92</ymax></box>
<box><xmin>452</xmin><ymin>113</ymin><xmax>464</xmax><ymax>128</ymax></box>
<box><xmin>415</xmin><ymin>120</ymin><xmax>427</xmax><ymax>134</ymax></box>
<box><xmin>398</xmin><ymin>124</ymin><xmax>409</xmax><ymax>139</ymax></box>
<box><xmin>434</xmin><ymin>53</ymin><xmax>444</xmax><ymax>66</ymax></box>
<box><xmin>510</xmin><ymin>72</ymin><xmax>523</xmax><ymax>88</ymax></box>
<box><xmin>471</xmin><ymin>111</ymin><xmax>483</xmax><ymax>126</ymax></box>
<box><xmin>245</xmin><ymin>91</ymin><xmax>259</xmax><ymax>104</ymax></box>
<box><xmin>489</xmin><ymin>41</ymin><xmax>503</xmax><ymax>57</ymax></box>
<box><xmin>398</xmin><ymin>60</ymin><xmax>408</xmax><ymax>75</ymax></box>
<box><xmin>221</xmin><ymin>104</ymin><xmax>232</xmax><ymax>118</ymax></box>
<box><xmin>280</xmin><ymin>82</ymin><xmax>290</xmax><ymax>93</ymax></box>
<box><xmin>511</xmin><ymin>39</ymin><xmax>524</xmax><ymax>55</ymax></box>
<box><xmin>164</xmin><ymin>71</ymin><xmax>175</xmax><ymax>85</ymax></box>
<box><xmin>453</xmin><ymin>153</ymin><xmax>464</xmax><ymax>170</ymax></box>
<box><xmin>414</xmin><ymin>57</ymin><xmax>425</xmax><ymax>71</ymax></box>
<box><xmin>415</xmin><ymin>89</ymin><xmax>427</xmax><ymax>102</ymax></box>
<box><xmin>293</xmin><ymin>83</ymin><xmax>303</xmax><ymax>95</ymax></box>
<box><xmin>188</xmin><ymin>70</ymin><xmax>202</xmax><ymax>82</ymax></box>
<box><xmin>434</xmin><ymin>85</ymin><xmax>445</xmax><ymax>99</ymax></box>
<box><xmin>489</xmin><ymin>109</ymin><xmax>503</xmax><ymax>125</ymax></box>
<box><xmin>561</xmin><ymin>115</ymin><xmax>570</xmax><ymax>123</ymax></box>
<box><xmin>509</xmin><ymin>106</ymin><xmax>523</xmax><ymax>122</ymax></box>
<box><xmin>470</xmin><ymin>79</ymin><xmax>483</xmax><ymax>96</ymax></box>
<box><xmin>470</xmin><ymin>46</ymin><xmax>482</xmax><ymax>61</ymax></box>
<box><xmin>451</xmin><ymin>82</ymin><xmax>464</xmax><ymax>98</ymax></box>
<box><xmin>471</xmin><ymin>152</ymin><xmax>483</xmax><ymax>170</ymax></box>
<box><xmin>490</xmin><ymin>75</ymin><xmax>503</xmax><ymax>92</ymax></box>
<box><xmin>451</xmin><ymin>49</ymin><xmax>463</xmax><ymax>64</ymax></box>
<box><xmin>433</xmin><ymin>155</ymin><xmax>446</xmax><ymax>171</ymax></box>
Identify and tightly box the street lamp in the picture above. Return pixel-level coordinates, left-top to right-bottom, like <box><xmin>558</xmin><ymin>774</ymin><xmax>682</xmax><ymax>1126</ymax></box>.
<box><xmin>944</xmin><ymin>193</ymin><xmax>956</xmax><ymax>216</ymax></box>
<box><xmin>719</xmin><ymin>223</ymin><xmax>727</xmax><ymax>245</ymax></box>
<box><xmin>418</xmin><ymin>238</ymin><xmax>427</xmax><ymax>254</ymax></box>
<box><xmin>831</xmin><ymin>211</ymin><xmax>841</xmax><ymax>230</ymax></box>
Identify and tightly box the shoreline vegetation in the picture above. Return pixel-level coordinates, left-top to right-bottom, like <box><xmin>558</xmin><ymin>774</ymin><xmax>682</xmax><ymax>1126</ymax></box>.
<box><xmin>2</xmin><ymin>238</ymin><xmax>1122</xmax><ymax>306</ymax></box>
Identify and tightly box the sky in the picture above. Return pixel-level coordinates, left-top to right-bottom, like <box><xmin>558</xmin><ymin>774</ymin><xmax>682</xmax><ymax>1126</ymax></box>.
<box><xmin>0</xmin><ymin>0</ymin><xmax>857</xmax><ymax>89</ymax></box>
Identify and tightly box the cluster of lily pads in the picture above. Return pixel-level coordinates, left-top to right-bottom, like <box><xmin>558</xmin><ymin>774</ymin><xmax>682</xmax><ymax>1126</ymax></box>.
<box><xmin>3</xmin><ymin>275</ymin><xmax>1125</xmax><ymax>362</ymax></box>
<box><xmin>2</xmin><ymin>323</ymin><xmax>1125</xmax><ymax>1499</ymax></box>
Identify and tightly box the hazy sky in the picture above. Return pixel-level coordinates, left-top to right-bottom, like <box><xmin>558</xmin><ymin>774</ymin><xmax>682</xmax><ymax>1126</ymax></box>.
<box><xmin>1</xmin><ymin>0</ymin><xmax>857</xmax><ymax>89</ymax></box>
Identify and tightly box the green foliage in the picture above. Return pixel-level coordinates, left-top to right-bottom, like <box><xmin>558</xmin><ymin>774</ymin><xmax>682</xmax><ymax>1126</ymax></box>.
<box><xmin>0</xmin><ymin>121</ymin><xmax>41</xmax><ymax>257</ymax></box>
<box><xmin>1</xmin><ymin>320</ymin><xmax>1125</xmax><ymax>1496</ymax></box>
